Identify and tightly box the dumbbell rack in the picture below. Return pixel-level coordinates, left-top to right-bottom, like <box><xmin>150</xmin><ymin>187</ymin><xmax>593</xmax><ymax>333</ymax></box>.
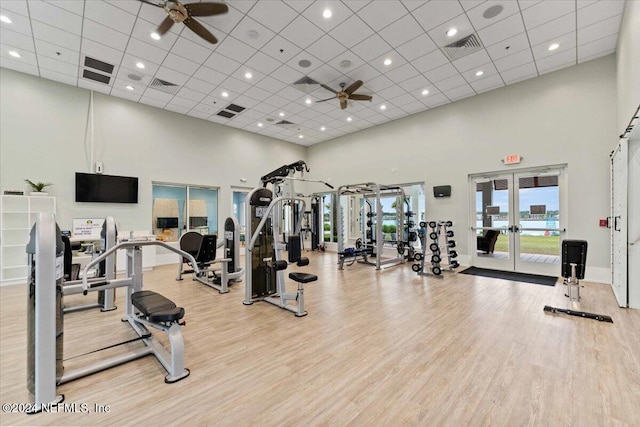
<box><xmin>412</xmin><ymin>220</ymin><xmax>459</xmax><ymax>277</ymax></box>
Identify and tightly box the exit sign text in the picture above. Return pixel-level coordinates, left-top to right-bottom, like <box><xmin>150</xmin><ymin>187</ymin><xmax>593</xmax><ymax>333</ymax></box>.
<box><xmin>504</xmin><ymin>154</ymin><xmax>521</xmax><ymax>165</ymax></box>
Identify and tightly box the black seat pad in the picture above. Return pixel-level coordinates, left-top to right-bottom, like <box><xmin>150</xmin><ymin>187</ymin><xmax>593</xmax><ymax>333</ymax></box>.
<box><xmin>288</xmin><ymin>272</ymin><xmax>318</xmax><ymax>283</ymax></box>
<box><xmin>132</xmin><ymin>290</ymin><xmax>184</xmax><ymax>322</ymax></box>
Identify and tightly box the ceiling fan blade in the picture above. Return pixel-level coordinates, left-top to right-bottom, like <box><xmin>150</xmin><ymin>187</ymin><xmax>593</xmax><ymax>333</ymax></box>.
<box><xmin>344</xmin><ymin>80</ymin><xmax>363</xmax><ymax>95</ymax></box>
<box><xmin>184</xmin><ymin>18</ymin><xmax>218</xmax><ymax>44</ymax></box>
<box><xmin>349</xmin><ymin>94</ymin><xmax>373</xmax><ymax>101</ymax></box>
<box><xmin>315</xmin><ymin>97</ymin><xmax>336</xmax><ymax>103</ymax></box>
<box><xmin>184</xmin><ymin>2</ymin><xmax>229</xmax><ymax>17</ymax></box>
<box><xmin>320</xmin><ymin>84</ymin><xmax>338</xmax><ymax>94</ymax></box>
<box><xmin>138</xmin><ymin>0</ymin><xmax>163</xmax><ymax>8</ymax></box>
<box><xmin>157</xmin><ymin>15</ymin><xmax>174</xmax><ymax>35</ymax></box>
<box><xmin>340</xmin><ymin>99</ymin><xmax>347</xmax><ymax>109</ymax></box>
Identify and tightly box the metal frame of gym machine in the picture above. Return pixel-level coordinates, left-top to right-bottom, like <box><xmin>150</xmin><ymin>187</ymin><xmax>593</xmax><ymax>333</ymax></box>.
<box><xmin>28</xmin><ymin>213</ymin><xmax>200</xmax><ymax>413</ymax></box>
<box><xmin>337</xmin><ymin>183</ymin><xmax>406</xmax><ymax>270</ymax></box>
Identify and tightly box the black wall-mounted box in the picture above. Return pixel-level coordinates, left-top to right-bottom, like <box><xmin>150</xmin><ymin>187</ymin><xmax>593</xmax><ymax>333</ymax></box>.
<box><xmin>433</xmin><ymin>185</ymin><xmax>451</xmax><ymax>198</ymax></box>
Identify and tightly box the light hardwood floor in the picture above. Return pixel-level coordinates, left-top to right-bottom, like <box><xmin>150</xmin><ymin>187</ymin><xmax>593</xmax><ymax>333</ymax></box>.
<box><xmin>1</xmin><ymin>252</ymin><xmax>639</xmax><ymax>426</ymax></box>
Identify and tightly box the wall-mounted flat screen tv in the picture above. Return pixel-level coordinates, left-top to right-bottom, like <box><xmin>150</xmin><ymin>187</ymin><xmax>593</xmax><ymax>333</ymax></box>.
<box><xmin>157</xmin><ymin>217</ymin><xmax>179</xmax><ymax>229</ymax></box>
<box><xmin>76</xmin><ymin>173</ymin><xmax>138</xmax><ymax>203</ymax></box>
<box><xmin>189</xmin><ymin>216</ymin><xmax>208</xmax><ymax>227</ymax></box>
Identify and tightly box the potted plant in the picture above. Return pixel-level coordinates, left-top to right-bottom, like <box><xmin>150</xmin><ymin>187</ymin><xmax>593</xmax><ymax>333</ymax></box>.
<box><xmin>25</xmin><ymin>179</ymin><xmax>52</xmax><ymax>196</ymax></box>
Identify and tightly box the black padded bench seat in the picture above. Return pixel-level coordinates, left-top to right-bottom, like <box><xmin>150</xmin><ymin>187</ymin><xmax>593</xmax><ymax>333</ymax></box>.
<box><xmin>288</xmin><ymin>272</ymin><xmax>318</xmax><ymax>284</ymax></box>
<box><xmin>132</xmin><ymin>290</ymin><xmax>185</xmax><ymax>323</ymax></box>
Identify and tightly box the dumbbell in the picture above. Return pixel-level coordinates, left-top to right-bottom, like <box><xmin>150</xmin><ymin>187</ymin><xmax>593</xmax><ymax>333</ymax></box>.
<box><xmin>445</xmin><ymin>221</ymin><xmax>453</xmax><ymax>227</ymax></box>
<box><xmin>431</xmin><ymin>254</ymin><xmax>441</xmax><ymax>263</ymax></box>
<box><xmin>412</xmin><ymin>264</ymin><xmax>421</xmax><ymax>272</ymax></box>
<box><xmin>419</xmin><ymin>221</ymin><xmax>427</xmax><ymax>228</ymax></box>
<box><xmin>414</xmin><ymin>253</ymin><xmax>423</xmax><ymax>261</ymax></box>
<box><xmin>450</xmin><ymin>261</ymin><xmax>460</xmax><ymax>269</ymax></box>
<box><xmin>449</xmin><ymin>250</ymin><xmax>458</xmax><ymax>259</ymax></box>
<box><xmin>428</xmin><ymin>221</ymin><xmax>437</xmax><ymax>228</ymax></box>
<box><xmin>367</xmin><ymin>220</ymin><xmax>373</xmax><ymax>227</ymax></box>
<box><xmin>446</xmin><ymin>230</ymin><xmax>454</xmax><ymax>238</ymax></box>
<box><xmin>429</xmin><ymin>232</ymin><xmax>438</xmax><ymax>240</ymax></box>
<box><xmin>429</xmin><ymin>243</ymin><xmax>439</xmax><ymax>252</ymax></box>
<box><xmin>406</xmin><ymin>211</ymin><xmax>414</xmax><ymax>217</ymax></box>
<box><xmin>448</xmin><ymin>240</ymin><xmax>456</xmax><ymax>248</ymax></box>
<box><xmin>397</xmin><ymin>242</ymin><xmax>405</xmax><ymax>255</ymax></box>
<box><xmin>367</xmin><ymin>212</ymin><xmax>375</xmax><ymax>217</ymax></box>
<box><xmin>431</xmin><ymin>266</ymin><xmax>442</xmax><ymax>276</ymax></box>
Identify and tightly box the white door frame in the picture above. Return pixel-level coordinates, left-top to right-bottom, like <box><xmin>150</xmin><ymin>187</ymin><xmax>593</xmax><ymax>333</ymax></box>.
<box><xmin>611</xmin><ymin>139</ymin><xmax>628</xmax><ymax>307</ymax></box>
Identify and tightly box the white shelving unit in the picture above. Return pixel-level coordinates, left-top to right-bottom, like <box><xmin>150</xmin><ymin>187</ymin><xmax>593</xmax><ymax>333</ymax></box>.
<box><xmin>1</xmin><ymin>195</ymin><xmax>56</xmax><ymax>284</ymax></box>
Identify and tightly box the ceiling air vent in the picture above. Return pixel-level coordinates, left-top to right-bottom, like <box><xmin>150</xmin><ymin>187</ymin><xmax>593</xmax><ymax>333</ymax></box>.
<box><xmin>225</xmin><ymin>104</ymin><xmax>246</xmax><ymax>113</ymax></box>
<box><xmin>217</xmin><ymin>110</ymin><xmax>235</xmax><ymax>119</ymax></box>
<box><xmin>292</xmin><ymin>76</ymin><xmax>319</xmax><ymax>93</ymax></box>
<box><xmin>276</xmin><ymin>120</ymin><xmax>295</xmax><ymax>128</ymax></box>
<box><xmin>84</xmin><ymin>56</ymin><xmax>114</xmax><ymax>74</ymax></box>
<box><xmin>150</xmin><ymin>77</ymin><xmax>180</xmax><ymax>95</ymax></box>
<box><xmin>441</xmin><ymin>33</ymin><xmax>483</xmax><ymax>61</ymax></box>
<box><xmin>82</xmin><ymin>69</ymin><xmax>110</xmax><ymax>84</ymax></box>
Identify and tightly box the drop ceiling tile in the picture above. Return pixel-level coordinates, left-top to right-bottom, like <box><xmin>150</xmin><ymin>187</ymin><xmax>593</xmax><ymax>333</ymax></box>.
<box><xmin>170</xmin><ymin>96</ymin><xmax>198</xmax><ymax>109</ymax></box>
<box><xmin>165</xmin><ymin>103</ymin><xmax>191</xmax><ymax>114</ymax></box>
<box><xmin>401</xmin><ymin>100</ymin><xmax>428</xmax><ymax>113</ymax></box>
<box><xmin>577</xmin><ymin>33</ymin><xmax>617</xmax><ymax>62</ymax></box>
<box><xmin>143</xmin><ymin>88</ymin><xmax>174</xmax><ymax>102</ymax></box>
<box><xmin>486</xmin><ymin>32</ymin><xmax>530</xmax><ymax>61</ymax></box>
<box><xmin>84</xmin><ymin>39</ymin><xmax>124</xmax><ymax>66</ymax></box>
<box><xmin>155</xmin><ymin>66</ymin><xmax>190</xmax><ymax>86</ymax></box>
<box><xmin>461</xmin><ymin>62</ymin><xmax>498</xmax><ymax>82</ymax></box>
<box><xmin>518</xmin><ymin>0</ymin><xmax>543</xmax><ymax>11</ymax></box>
<box><xmin>466</xmin><ymin>0</ymin><xmax>521</xmax><ymax>31</ymax></box>
<box><xmin>424</xmin><ymin>63</ymin><xmax>458</xmax><ymax>83</ymax></box>
<box><xmin>186</xmin><ymin>110</ymin><xmax>211</xmax><ymax>120</ymax></box>
<box><xmin>452</xmin><ymin>49</ymin><xmax>492</xmax><ymax>73</ymax></box>
<box><xmin>78</xmin><ymin>78</ymin><xmax>111</xmax><ymax>94</ymax></box>
<box><xmin>306</xmin><ymin>34</ymin><xmax>347</xmax><ymax>63</ymax></box>
<box><xmin>358</xmin><ymin>0</ymin><xmax>407</xmax><ymax>32</ymax></box>
<box><xmin>280</xmin><ymin>15</ymin><xmax>325</xmax><ymax>50</ymax></box>
<box><xmin>126</xmin><ymin>37</ymin><xmax>168</xmax><ymax>64</ymax></box>
<box><xmin>247</xmin><ymin>0</ymin><xmax>298</xmax><ymax>33</ymax></box>
<box><xmin>435</xmin><ymin>74</ymin><xmax>468</xmax><ymax>91</ymax></box>
<box><xmin>531</xmin><ymin>31</ymin><xmax>576</xmax><ymax>61</ymax></box>
<box><xmin>271</xmin><ymin>63</ymin><xmax>302</xmax><ymax>85</ymax></box>
<box><xmin>376</xmin><ymin>84</ymin><xmax>406</xmax><ymax>100</ymax></box>
<box><xmin>412</xmin><ymin>0</ymin><xmax>464</xmax><ymax>31</ymax></box>
<box><xmin>388</xmin><ymin>92</ymin><xmax>416</xmax><ymax>107</ymax></box>
<box><xmin>0</xmin><ymin>1</ymin><xmax>28</xmax><ymax>16</ymax></box>
<box><xmin>40</xmin><ymin>68</ymin><xmax>77</xmax><ymax>86</ymax></box>
<box><xmin>257</xmin><ymin>75</ymin><xmax>288</xmax><ymax>93</ymax></box>
<box><xmin>243</xmin><ymin>85</ymin><xmax>273</xmax><ymax>102</ymax></box>
<box><xmin>350</xmin><ymin>34</ymin><xmax>392</xmax><ymax>63</ymax></box>
<box><xmin>230</xmin><ymin>15</ymin><xmax>276</xmax><ymax>50</ymax></box>
<box><xmin>477</xmin><ymin>12</ymin><xmax>525</xmax><ymax>46</ymax></box>
<box><xmin>38</xmin><ymin>54</ymin><xmax>77</xmax><ymax>75</ymax></box>
<box><xmin>220</xmin><ymin>76</ymin><xmax>252</xmax><ymax>94</ymax></box>
<box><xmin>443</xmin><ymin>83</ymin><xmax>476</xmax><ymax>101</ymax></box>
<box><xmin>171</xmin><ymin>36</ymin><xmax>212</xmax><ymax>64</ymax></box>
<box><xmin>81</xmin><ymin>18</ymin><xmax>129</xmax><ymax>51</ymax></box>
<box><xmin>1</xmin><ymin>28</ymin><xmax>35</xmax><ymax>52</ymax></box>
<box><xmin>131</xmin><ymin>17</ymin><xmax>180</xmax><ymax>50</ymax></box>
<box><xmin>331</xmin><ymin>15</ymin><xmax>374</xmax><ymax>49</ymax></box>
<box><xmin>278</xmin><ymin>85</ymin><xmax>307</xmax><ymax>101</ymax></box>
<box><xmin>245</xmin><ymin>51</ymin><xmax>282</xmax><ymax>76</ymax></box>
<box><xmin>29</xmin><ymin>0</ymin><xmax>82</xmax><ymax>34</ymax></box>
<box><xmin>578</xmin><ymin>47</ymin><xmax>614</xmax><ymax>64</ymax></box>
<box><xmin>176</xmin><ymin>87</ymin><xmax>207</xmax><ymax>103</ymax></box>
<box><xmin>302</xmin><ymin>1</ymin><xmax>353</xmax><ymax>32</ymax></box>
<box><xmin>0</xmin><ymin>56</ymin><xmax>38</xmax><ymax>76</ymax></box>
<box><xmin>31</xmin><ymin>20</ymin><xmax>80</xmax><ymax>51</ymax></box>
<box><xmin>522</xmin><ymin>0</ymin><xmax>574</xmax><ymax>30</ymax></box>
<box><xmin>385</xmin><ymin>62</ymin><xmax>419</xmax><ymax>83</ymax></box>
<box><xmin>500</xmin><ymin>61</ymin><xmax>538</xmax><ymax>84</ymax></box>
<box><xmin>327</xmin><ymin>51</ymin><xmax>365</xmax><ymax>74</ymax></box>
<box><xmin>536</xmin><ymin>48</ymin><xmax>576</xmax><ymax>74</ymax></box>
<box><xmin>378</xmin><ymin>13</ymin><xmax>423</xmax><ymax>48</ymax></box>
<box><xmin>161</xmin><ymin>53</ymin><xmax>200</xmax><ymax>75</ymax></box>
<box><xmin>371</xmin><ymin>50</ymin><xmax>407</xmax><ymax>73</ymax></box>
<box><xmin>287</xmin><ymin>50</ymin><xmax>322</xmax><ymax>75</ymax></box>
<box><xmin>83</xmin><ymin>0</ymin><xmax>136</xmax><ymax>35</ymax></box>
<box><xmin>216</xmin><ymin>36</ymin><xmax>257</xmax><ymax>64</ymax></box>
<box><xmin>577</xmin><ymin>0</ymin><xmax>625</xmax><ymax>28</ymax></box>
<box><xmin>527</xmin><ymin>12</ymin><xmax>576</xmax><ymax>46</ymax></box>
<box><xmin>183</xmin><ymin>77</ymin><xmax>216</xmax><ymax>95</ymax></box>
<box><xmin>282</xmin><ymin>0</ymin><xmax>312</xmax><ymax>13</ymax></box>
<box><xmin>110</xmin><ymin>87</ymin><xmax>141</xmax><ymax>103</ymax></box>
<box><xmin>116</xmin><ymin>66</ymin><xmax>151</xmax><ymax>85</ymax></box>
<box><xmin>207</xmin><ymin>114</ymin><xmax>230</xmax><ymax>124</ymax></box>
<box><xmin>470</xmin><ymin>73</ymin><xmax>504</xmax><ymax>93</ymax></box>
<box><xmin>366</xmin><ymin>74</ymin><xmax>394</xmax><ymax>92</ymax></box>
<box><xmin>411</xmin><ymin>49</ymin><xmax>450</xmax><ymax>73</ymax></box>
<box><xmin>192</xmin><ymin>66</ymin><xmax>226</xmax><ymax>86</ymax></box>
<box><xmin>422</xmin><ymin>92</ymin><xmax>450</xmax><ymax>108</ymax></box>
<box><xmin>264</xmin><ymin>95</ymin><xmax>291</xmax><ymax>108</ymax></box>
<box><xmin>398</xmin><ymin>74</ymin><xmax>431</xmax><ymax>92</ymax></box>
<box><xmin>1</xmin><ymin>7</ymin><xmax>33</xmax><ymax>37</ymax></box>
<box><xmin>105</xmin><ymin>0</ymin><xmax>140</xmax><ymax>15</ymax></box>
<box><xmin>241</xmin><ymin>108</ymin><xmax>265</xmax><ymax>119</ymax></box>
<box><xmin>577</xmin><ymin>14</ymin><xmax>622</xmax><ymax>45</ymax></box>
<box><xmin>1</xmin><ymin>43</ymin><xmax>36</xmax><ymax>63</ymax></box>
<box><xmin>494</xmin><ymin>48</ymin><xmax>534</xmax><ymax>72</ymax></box>
<box><xmin>261</xmin><ymin>35</ymin><xmax>303</xmax><ymax>63</ymax></box>
<box><xmin>202</xmin><ymin>52</ymin><xmax>241</xmax><ymax>75</ymax></box>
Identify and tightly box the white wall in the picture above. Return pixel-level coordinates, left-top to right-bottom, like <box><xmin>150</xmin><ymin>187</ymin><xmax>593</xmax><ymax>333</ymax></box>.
<box><xmin>307</xmin><ymin>56</ymin><xmax>617</xmax><ymax>282</ymax></box>
<box><xmin>616</xmin><ymin>0</ymin><xmax>640</xmax><ymax>133</ymax></box>
<box><xmin>0</xmin><ymin>68</ymin><xmax>305</xmax><ymax>234</ymax></box>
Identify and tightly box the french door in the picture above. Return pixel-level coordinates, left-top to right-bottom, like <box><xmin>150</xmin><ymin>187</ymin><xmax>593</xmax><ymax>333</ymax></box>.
<box><xmin>470</xmin><ymin>167</ymin><xmax>566</xmax><ymax>276</ymax></box>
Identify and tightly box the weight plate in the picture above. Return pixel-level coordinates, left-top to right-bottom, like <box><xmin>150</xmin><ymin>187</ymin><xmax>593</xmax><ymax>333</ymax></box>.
<box><xmin>429</xmin><ymin>243</ymin><xmax>439</xmax><ymax>252</ymax></box>
<box><xmin>431</xmin><ymin>254</ymin><xmax>441</xmax><ymax>263</ymax></box>
<box><xmin>429</xmin><ymin>232</ymin><xmax>438</xmax><ymax>240</ymax></box>
<box><xmin>414</xmin><ymin>253</ymin><xmax>423</xmax><ymax>261</ymax></box>
<box><xmin>419</xmin><ymin>221</ymin><xmax>427</xmax><ymax>228</ymax></box>
<box><xmin>432</xmin><ymin>266</ymin><xmax>442</xmax><ymax>276</ymax></box>
<box><xmin>428</xmin><ymin>221</ymin><xmax>437</xmax><ymax>228</ymax></box>
<box><xmin>448</xmin><ymin>240</ymin><xmax>456</xmax><ymax>248</ymax></box>
<box><xmin>412</xmin><ymin>264</ymin><xmax>421</xmax><ymax>272</ymax></box>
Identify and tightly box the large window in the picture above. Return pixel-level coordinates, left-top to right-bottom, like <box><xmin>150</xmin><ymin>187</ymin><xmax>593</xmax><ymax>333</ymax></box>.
<box><xmin>152</xmin><ymin>183</ymin><xmax>218</xmax><ymax>242</ymax></box>
<box><xmin>232</xmin><ymin>189</ymin><xmax>249</xmax><ymax>242</ymax></box>
<box><xmin>316</xmin><ymin>192</ymin><xmax>337</xmax><ymax>243</ymax></box>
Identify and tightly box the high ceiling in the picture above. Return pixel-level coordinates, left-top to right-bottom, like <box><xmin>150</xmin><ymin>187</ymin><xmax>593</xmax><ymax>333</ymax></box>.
<box><xmin>0</xmin><ymin>0</ymin><xmax>625</xmax><ymax>146</ymax></box>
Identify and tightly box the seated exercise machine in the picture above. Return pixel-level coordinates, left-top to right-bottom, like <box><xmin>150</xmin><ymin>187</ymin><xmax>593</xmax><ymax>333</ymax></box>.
<box><xmin>176</xmin><ymin>216</ymin><xmax>244</xmax><ymax>294</ymax></box>
<box><xmin>62</xmin><ymin>216</ymin><xmax>117</xmax><ymax>313</ymax></box>
<box><xmin>544</xmin><ymin>239</ymin><xmax>613</xmax><ymax>322</ymax></box>
<box><xmin>27</xmin><ymin>214</ymin><xmax>200</xmax><ymax>413</ymax></box>
<box><xmin>244</xmin><ymin>161</ymin><xmax>321</xmax><ymax>317</ymax></box>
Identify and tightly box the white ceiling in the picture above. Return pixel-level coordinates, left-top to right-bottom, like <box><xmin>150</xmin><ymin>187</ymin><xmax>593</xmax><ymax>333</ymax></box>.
<box><xmin>0</xmin><ymin>0</ymin><xmax>625</xmax><ymax>146</ymax></box>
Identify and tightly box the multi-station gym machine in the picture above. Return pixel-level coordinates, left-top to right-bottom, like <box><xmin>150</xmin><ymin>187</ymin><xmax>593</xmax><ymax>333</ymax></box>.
<box><xmin>243</xmin><ymin>161</ymin><xmax>332</xmax><ymax>316</ymax></box>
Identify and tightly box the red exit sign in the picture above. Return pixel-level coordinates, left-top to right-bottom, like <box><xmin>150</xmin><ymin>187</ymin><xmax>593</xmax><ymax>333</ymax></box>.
<box><xmin>504</xmin><ymin>154</ymin><xmax>522</xmax><ymax>165</ymax></box>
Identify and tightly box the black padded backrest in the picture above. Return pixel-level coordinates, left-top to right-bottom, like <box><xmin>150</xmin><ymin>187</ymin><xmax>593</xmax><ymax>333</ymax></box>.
<box><xmin>288</xmin><ymin>235</ymin><xmax>301</xmax><ymax>263</ymax></box>
<box><xmin>196</xmin><ymin>235</ymin><xmax>217</xmax><ymax>264</ymax></box>
<box><xmin>61</xmin><ymin>235</ymin><xmax>72</xmax><ymax>279</ymax></box>
<box><xmin>562</xmin><ymin>240</ymin><xmax>587</xmax><ymax>279</ymax></box>
<box><xmin>179</xmin><ymin>231</ymin><xmax>203</xmax><ymax>258</ymax></box>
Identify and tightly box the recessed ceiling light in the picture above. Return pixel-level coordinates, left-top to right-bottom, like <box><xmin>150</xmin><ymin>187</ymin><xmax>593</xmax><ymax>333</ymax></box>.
<box><xmin>279</xmin><ymin>112</ymin><xmax>285</xmax><ymax>117</ymax></box>
<box><xmin>383</xmin><ymin>58</ymin><xmax>392</xmax><ymax>66</ymax></box>
<box><xmin>346</xmin><ymin>117</ymin><xmax>352</xmax><ymax>122</ymax></box>
<box><xmin>323</xmin><ymin>8</ymin><xmax>332</xmax><ymax>19</ymax></box>
<box><xmin>548</xmin><ymin>43</ymin><xmax>560</xmax><ymax>51</ymax></box>
<box><xmin>150</xmin><ymin>32</ymin><xmax>161</xmax><ymax>40</ymax></box>
<box><xmin>299</xmin><ymin>134</ymin><xmax>304</xmax><ymax>139</ymax></box>
<box><xmin>298</xmin><ymin>59</ymin><xmax>312</xmax><ymax>68</ymax></box>
<box><xmin>125</xmin><ymin>85</ymin><xmax>134</xmax><ymax>91</ymax></box>
<box><xmin>245</xmin><ymin>72</ymin><xmax>252</xmax><ymax>79</ymax></box>
<box><xmin>136</xmin><ymin>61</ymin><xmax>145</xmax><ymax>69</ymax></box>
<box><xmin>222</xmin><ymin>91</ymin><xmax>229</xmax><ymax>97</ymax></box>
<box><xmin>305</xmin><ymin>99</ymin><xmax>312</xmax><ymax>105</ymax></box>
<box><xmin>8</xmin><ymin>50</ymin><xmax>20</xmax><ymax>58</ymax></box>
<box><xmin>380</xmin><ymin>105</ymin><xmax>386</xmax><ymax>110</ymax></box>
<box><xmin>128</xmin><ymin>74</ymin><xmax>142</xmax><ymax>81</ymax></box>
<box><xmin>257</xmin><ymin>122</ymin><xmax>263</xmax><ymax>127</ymax></box>
<box><xmin>0</xmin><ymin>15</ymin><xmax>12</xmax><ymax>24</ymax></box>
<box><xmin>421</xmin><ymin>89</ymin><xmax>429</xmax><ymax>96</ymax></box>
<box><xmin>320</xmin><ymin>126</ymin><xmax>326</xmax><ymax>131</ymax></box>
<box><xmin>446</xmin><ymin>28</ymin><xmax>457</xmax><ymax>37</ymax></box>
<box><xmin>475</xmin><ymin>70</ymin><xmax>484</xmax><ymax>77</ymax></box>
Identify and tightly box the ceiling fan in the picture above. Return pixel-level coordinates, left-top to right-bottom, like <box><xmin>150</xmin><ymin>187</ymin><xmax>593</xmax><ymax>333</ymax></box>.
<box><xmin>139</xmin><ymin>0</ymin><xmax>228</xmax><ymax>44</ymax></box>
<box><xmin>316</xmin><ymin>80</ymin><xmax>373</xmax><ymax>109</ymax></box>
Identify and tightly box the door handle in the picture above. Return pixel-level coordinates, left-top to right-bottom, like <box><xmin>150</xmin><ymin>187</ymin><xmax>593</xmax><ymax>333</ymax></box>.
<box><xmin>614</xmin><ymin>216</ymin><xmax>621</xmax><ymax>232</ymax></box>
<box><xmin>606</xmin><ymin>216</ymin><xmax>612</xmax><ymax>229</ymax></box>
